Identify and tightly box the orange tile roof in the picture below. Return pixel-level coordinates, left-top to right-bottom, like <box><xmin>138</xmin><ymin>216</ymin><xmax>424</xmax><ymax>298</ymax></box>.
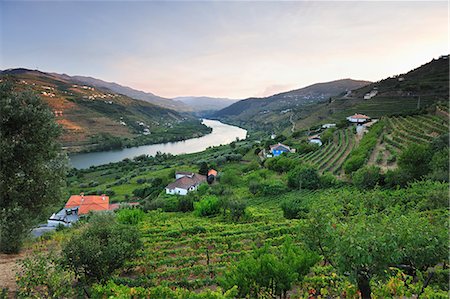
<box><xmin>208</xmin><ymin>169</ymin><xmax>218</xmax><ymax>176</ymax></box>
<box><xmin>65</xmin><ymin>194</ymin><xmax>110</xmax><ymax>215</ymax></box>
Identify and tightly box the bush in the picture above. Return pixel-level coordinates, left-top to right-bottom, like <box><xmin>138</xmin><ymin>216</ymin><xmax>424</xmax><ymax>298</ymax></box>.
<box><xmin>136</xmin><ymin>178</ymin><xmax>146</xmax><ymax>184</ymax></box>
<box><xmin>194</xmin><ymin>196</ymin><xmax>221</xmax><ymax>217</ymax></box>
<box><xmin>105</xmin><ymin>188</ymin><xmax>115</xmax><ymax>196</ymax></box>
<box><xmin>287</xmin><ymin>165</ymin><xmax>320</xmax><ymax>190</ymax></box>
<box><xmin>260</xmin><ymin>180</ymin><xmax>288</xmax><ymax>196</ymax></box>
<box><xmin>352</xmin><ymin>166</ymin><xmax>382</xmax><ymax>189</ymax></box>
<box><xmin>265</xmin><ymin>156</ymin><xmax>295</xmax><ymax>173</ymax></box>
<box><xmin>177</xmin><ymin>196</ymin><xmax>194</xmax><ymax>212</ymax></box>
<box><xmin>248</xmin><ymin>180</ymin><xmax>260</xmax><ymax>195</ymax></box>
<box><xmin>281</xmin><ymin>198</ymin><xmax>309</xmax><ymax>219</ymax></box>
<box><xmin>16</xmin><ymin>251</ymin><xmax>76</xmax><ymax>298</ymax></box>
<box><xmin>61</xmin><ymin>216</ymin><xmax>142</xmax><ymax>282</ymax></box>
<box><xmin>116</xmin><ymin>208</ymin><xmax>145</xmax><ymax>225</ymax></box>
<box><xmin>228</xmin><ymin>199</ymin><xmax>247</xmax><ymax>221</ymax></box>
<box><xmin>220</xmin><ymin>170</ymin><xmax>240</xmax><ymax>186</ymax></box>
<box><xmin>398</xmin><ymin>143</ymin><xmax>432</xmax><ymax>180</ymax></box>
<box><xmin>320</xmin><ymin>172</ymin><xmax>338</xmax><ymax>188</ymax></box>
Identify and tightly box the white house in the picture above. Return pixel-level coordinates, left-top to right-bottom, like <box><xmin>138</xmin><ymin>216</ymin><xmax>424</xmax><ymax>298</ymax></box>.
<box><xmin>346</xmin><ymin>113</ymin><xmax>371</xmax><ymax>124</ymax></box>
<box><xmin>364</xmin><ymin>90</ymin><xmax>378</xmax><ymax>100</ymax></box>
<box><xmin>308</xmin><ymin>135</ymin><xmax>323</xmax><ymax>146</ymax></box>
<box><xmin>166</xmin><ymin>173</ymin><xmax>206</xmax><ymax>195</ymax></box>
<box><xmin>321</xmin><ymin>123</ymin><xmax>336</xmax><ymax>129</ymax></box>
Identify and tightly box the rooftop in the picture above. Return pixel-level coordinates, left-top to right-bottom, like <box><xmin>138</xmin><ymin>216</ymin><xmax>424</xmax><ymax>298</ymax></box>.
<box><xmin>166</xmin><ymin>173</ymin><xmax>206</xmax><ymax>190</ymax></box>
<box><xmin>65</xmin><ymin>194</ymin><xmax>110</xmax><ymax>215</ymax></box>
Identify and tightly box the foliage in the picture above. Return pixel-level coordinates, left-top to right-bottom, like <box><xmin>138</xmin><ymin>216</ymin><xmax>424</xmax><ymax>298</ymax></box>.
<box><xmin>227</xmin><ymin>198</ymin><xmax>247</xmax><ymax>221</ymax></box>
<box><xmin>220</xmin><ymin>238</ymin><xmax>319</xmax><ymax>298</ymax></box>
<box><xmin>287</xmin><ymin>165</ymin><xmax>320</xmax><ymax>190</ymax></box>
<box><xmin>428</xmin><ymin>148</ymin><xmax>449</xmax><ymax>182</ymax></box>
<box><xmin>198</xmin><ymin>161</ymin><xmax>209</xmax><ymax>176</ymax></box>
<box><xmin>194</xmin><ymin>196</ymin><xmax>221</xmax><ymax>217</ymax></box>
<box><xmin>352</xmin><ymin>166</ymin><xmax>382</xmax><ymax>189</ymax></box>
<box><xmin>91</xmin><ymin>281</ymin><xmax>238</xmax><ymax>299</ymax></box>
<box><xmin>265</xmin><ymin>156</ymin><xmax>295</xmax><ymax>173</ymax></box>
<box><xmin>177</xmin><ymin>195</ymin><xmax>195</xmax><ymax>212</ymax></box>
<box><xmin>61</xmin><ymin>215</ymin><xmax>142</xmax><ymax>282</ymax></box>
<box><xmin>343</xmin><ymin>121</ymin><xmax>384</xmax><ymax>174</ymax></box>
<box><xmin>321</xmin><ymin>127</ymin><xmax>336</xmax><ymax>143</ymax></box>
<box><xmin>303</xmin><ymin>184</ymin><xmax>449</xmax><ymax>298</ymax></box>
<box><xmin>398</xmin><ymin>143</ymin><xmax>431</xmax><ymax>180</ymax></box>
<box><xmin>0</xmin><ymin>84</ymin><xmax>67</xmax><ymax>253</ymax></box>
<box><xmin>16</xmin><ymin>251</ymin><xmax>77</xmax><ymax>299</ymax></box>
<box><xmin>116</xmin><ymin>208</ymin><xmax>145</xmax><ymax>225</ymax></box>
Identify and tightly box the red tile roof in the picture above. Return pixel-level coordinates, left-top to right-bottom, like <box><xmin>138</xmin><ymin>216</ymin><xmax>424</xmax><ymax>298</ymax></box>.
<box><xmin>349</xmin><ymin>113</ymin><xmax>370</xmax><ymax>119</ymax></box>
<box><xmin>208</xmin><ymin>169</ymin><xmax>218</xmax><ymax>176</ymax></box>
<box><xmin>65</xmin><ymin>194</ymin><xmax>110</xmax><ymax>215</ymax></box>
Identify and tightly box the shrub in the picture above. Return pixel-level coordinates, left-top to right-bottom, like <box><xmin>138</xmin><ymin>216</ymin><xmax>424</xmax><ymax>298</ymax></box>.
<box><xmin>105</xmin><ymin>188</ymin><xmax>115</xmax><ymax>196</ymax></box>
<box><xmin>136</xmin><ymin>178</ymin><xmax>146</xmax><ymax>184</ymax></box>
<box><xmin>61</xmin><ymin>216</ymin><xmax>142</xmax><ymax>282</ymax></box>
<box><xmin>260</xmin><ymin>180</ymin><xmax>288</xmax><ymax>196</ymax></box>
<box><xmin>398</xmin><ymin>143</ymin><xmax>431</xmax><ymax>180</ymax></box>
<box><xmin>352</xmin><ymin>166</ymin><xmax>382</xmax><ymax>189</ymax></box>
<box><xmin>116</xmin><ymin>208</ymin><xmax>145</xmax><ymax>225</ymax></box>
<box><xmin>320</xmin><ymin>172</ymin><xmax>338</xmax><ymax>188</ymax></box>
<box><xmin>281</xmin><ymin>198</ymin><xmax>309</xmax><ymax>219</ymax></box>
<box><xmin>16</xmin><ymin>251</ymin><xmax>76</xmax><ymax>298</ymax></box>
<box><xmin>248</xmin><ymin>180</ymin><xmax>260</xmax><ymax>195</ymax></box>
<box><xmin>194</xmin><ymin>196</ymin><xmax>221</xmax><ymax>217</ymax></box>
<box><xmin>228</xmin><ymin>199</ymin><xmax>247</xmax><ymax>221</ymax></box>
<box><xmin>287</xmin><ymin>165</ymin><xmax>320</xmax><ymax>190</ymax></box>
<box><xmin>177</xmin><ymin>196</ymin><xmax>194</xmax><ymax>212</ymax></box>
<box><xmin>265</xmin><ymin>156</ymin><xmax>295</xmax><ymax>173</ymax></box>
<box><xmin>220</xmin><ymin>170</ymin><xmax>240</xmax><ymax>186</ymax></box>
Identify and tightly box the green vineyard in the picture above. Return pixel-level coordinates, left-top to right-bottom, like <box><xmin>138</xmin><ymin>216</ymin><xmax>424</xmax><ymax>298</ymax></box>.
<box><xmin>298</xmin><ymin>128</ymin><xmax>356</xmax><ymax>174</ymax></box>
<box><xmin>121</xmin><ymin>198</ymin><xmax>305</xmax><ymax>289</ymax></box>
<box><xmin>370</xmin><ymin>113</ymin><xmax>448</xmax><ymax>168</ymax></box>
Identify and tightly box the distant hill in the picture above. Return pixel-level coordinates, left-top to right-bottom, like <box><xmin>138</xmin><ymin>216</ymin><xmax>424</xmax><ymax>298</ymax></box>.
<box><xmin>0</xmin><ymin>69</ymin><xmax>209</xmax><ymax>152</ymax></box>
<box><xmin>50</xmin><ymin>73</ymin><xmax>189</xmax><ymax>111</ymax></box>
<box><xmin>174</xmin><ymin>96</ymin><xmax>239</xmax><ymax>114</ymax></box>
<box><xmin>292</xmin><ymin>55</ymin><xmax>450</xmax><ymax>130</ymax></box>
<box><xmin>214</xmin><ymin>79</ymin><xmax>371</xmax><ymax>131</ymax></box>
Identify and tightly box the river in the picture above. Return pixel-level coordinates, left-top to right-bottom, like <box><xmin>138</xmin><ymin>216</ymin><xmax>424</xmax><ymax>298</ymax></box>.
<box><xmin>68</xmin><ymin>119</ymin><xmax>247</xmax><ymax>169</ymax></box>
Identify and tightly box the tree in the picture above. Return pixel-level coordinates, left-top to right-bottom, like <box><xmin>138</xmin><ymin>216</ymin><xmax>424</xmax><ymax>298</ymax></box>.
<box><xmin>287</xmin><ymin>165</ymin><xmax>320</xmax><ymax>190</ymax></box>
<box><xmin>61</xmin><ymin>214</ymin><xmax>142</xmax><ymax>283</ymax></box>
<box><xmin>220</xmin><ymin>239</ymin><xmax>319</xmax><ymax>299</ymax></box>
<box><xmin>198</xmin><ymin>161</ymin><xmax>209</xmax><ymax>175</ymax></box>
<box><xmin>0</xmin><ymin>84</ymin><xmax>67</xmax><ymax>253</ymax></box>
<box><xmin>352</xmin><ymin>166</ymin><xmax>381</xmax><ymax>189</ymax></box>
<box><xmin>398</xmin><ymin>144</ymin><xmax>431</xmax><ymax>180</ymax></box>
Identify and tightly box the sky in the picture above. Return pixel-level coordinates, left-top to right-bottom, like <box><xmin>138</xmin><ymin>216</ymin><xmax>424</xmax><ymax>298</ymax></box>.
<box><xmin>1</xmin><ymin>1</ymin><xmax>448</xmax><ymax>99</ymax></box>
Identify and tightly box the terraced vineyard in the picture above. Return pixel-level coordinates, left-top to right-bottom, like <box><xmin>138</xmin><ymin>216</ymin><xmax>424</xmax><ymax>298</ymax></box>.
<box><xmin>119</xmin><ymin>197</ymin><xmax>305</xmax><ymax>289</ymax></box>
<box><xmin>298</xmin><ymin>128</ymin><xmax>356</xmax><ymax>174</ymax></box>
<box><xmin>369</xmin><ymin>113</ymin><xmax>448</xmax><ymax>169</ymax></box>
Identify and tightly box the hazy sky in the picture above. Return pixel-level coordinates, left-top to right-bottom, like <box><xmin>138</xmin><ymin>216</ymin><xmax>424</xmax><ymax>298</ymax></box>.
<box><xmin>1</xmin><ymin>1</ymin><xmax>447</xmax><ymax>99</ymax></box>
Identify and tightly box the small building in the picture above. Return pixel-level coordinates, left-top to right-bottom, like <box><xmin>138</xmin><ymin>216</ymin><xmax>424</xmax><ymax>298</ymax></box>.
<box><xmin>321</xmin><ymin>123</ymin><xmax>336</xmax><ymax>129</ymax></box>
<box><xmin>207</xmin><ymin>169</ymin><xmax>218</xmax><ymax>184</ymax></box>
<box><xmin>166</xmin><ymin>173</ymin><xmax>206</xmax><ymax>195</ymax></box>
<box><xmin>346</xmin><ymin>113</ymin><xmax>371</xmax><ymax>124</ymax></box>
<box><xmin>269</xmin><ymin>143</ymin><xmax>295</xmax><ymax>157</ymax></box>
<box><xmin>308</xmin><ymin>135</ymin><xmax>323</xmax><ymax>146</ymax></box>
<box><xmin>47</xmin><ymin>207</ymin><xmax>79</xmax><ymax>227</ymax></box>
<box><xmin>363</xmin><ymin>90</ymin><xmax>378</xmax><ymax>100</ymax></box>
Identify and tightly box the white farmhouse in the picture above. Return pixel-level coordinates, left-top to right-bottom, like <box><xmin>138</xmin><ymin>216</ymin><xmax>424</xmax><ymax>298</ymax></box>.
<box><xmin>165</xmin><ymin>172</ymin><xmax>206</xmax><ymax>196</ymax></box>
<box><xmin>346</xmin><ymin>113</ymin><xmax>371</xmax><ymax>124</ymax></box>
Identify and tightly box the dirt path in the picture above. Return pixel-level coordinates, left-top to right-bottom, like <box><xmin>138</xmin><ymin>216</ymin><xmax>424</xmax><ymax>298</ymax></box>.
<box><xmin>0</xmin><ymin>252</ymin><xmax>26</xmax><ymax>297</ymax></box>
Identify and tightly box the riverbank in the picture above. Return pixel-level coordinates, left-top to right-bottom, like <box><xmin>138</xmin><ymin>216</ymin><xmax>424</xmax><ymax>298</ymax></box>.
<box><xmin>69</xmin><ymin>119</ymin><xmax>247</xmax><ymax>169</ymax></box>
<box><xmin>62</xmin><ymin>119</ymin><xmax>212</xmax><ymax>154</ymax></box>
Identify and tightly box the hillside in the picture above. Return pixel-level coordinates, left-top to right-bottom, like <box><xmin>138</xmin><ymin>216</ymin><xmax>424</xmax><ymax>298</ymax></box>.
<box><xmin>0</xmin><ymin>69</ymin><xmax>210</xmax><ymax>152</ymax></box>
<box><xmin>51</xmin><ymin>73</ymin><xmax>189</xmax><ymax>111</ymax></box>
<box><xmin>174</xmin><ymin>96</ymin><xmax>239</xmax><ymax>114</ymax></box>
<box><xmin>213</xmin><ymin>79</ymin><xmax>370</xmax><ymax>131</ymax></box>
<box><xmin>293</xmin><ymin>55</ymin><xmax>450</xmax><ymax>130</ymax></box>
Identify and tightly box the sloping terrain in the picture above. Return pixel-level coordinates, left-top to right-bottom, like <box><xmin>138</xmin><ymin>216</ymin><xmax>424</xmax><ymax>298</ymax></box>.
<box><xmin>293</xmin><ymin>55</ymin><xmax>449</xmax><ymax>130</ymax></box>
<box><xmin>174</xmin><ymin>96</ymin><xmax>239</xmax><ymax>114</ymax></box>
<box><xmin>52</xmin><ymin>73</ymin><xmax>188</xmax><ymax>111</ymax></box>
<box><xmin>214</xmin><ymin>79</ymin><xmax>370</xmax><ymax>130</ymax></box>
<box><xmin>0</xmin><ymin>69</ymin><xmax>209</xmax><ymax>151</ymax></box>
